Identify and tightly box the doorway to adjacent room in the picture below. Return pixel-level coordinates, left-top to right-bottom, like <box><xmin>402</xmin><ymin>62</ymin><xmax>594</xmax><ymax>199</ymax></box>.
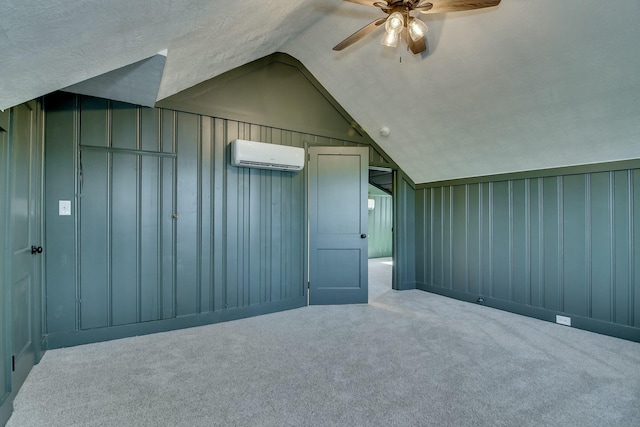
<box><xmin>367</xmin><ymin>167</ymin><xmax>393</xmax><ymax>302</ymax></box>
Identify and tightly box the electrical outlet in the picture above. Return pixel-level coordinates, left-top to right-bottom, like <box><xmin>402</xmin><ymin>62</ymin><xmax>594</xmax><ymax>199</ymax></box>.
<box><xmin>59</xmin><ymin>200</ymin><xmax>71</xmax><ymax>216</ymax></box>
<box><xmin>555</xmin><ymin>315</ymin><xmax>571</xmax><ymax>326</ymax></box>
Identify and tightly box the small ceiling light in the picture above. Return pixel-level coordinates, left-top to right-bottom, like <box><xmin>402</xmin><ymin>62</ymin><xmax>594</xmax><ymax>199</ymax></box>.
<box><xmin>381</xmin><ymin>32</ymin><xmax>399</xmax><ymax>47</ymax></box>
<box><xmin>384</xmin><ymin>11</ymin><xmax>404</xmax><ymax>36</ymax></box>
<box><xmin>408</xmin><ymin>17</ymin><xmax>428</xmax><ymax>42</ymax></box>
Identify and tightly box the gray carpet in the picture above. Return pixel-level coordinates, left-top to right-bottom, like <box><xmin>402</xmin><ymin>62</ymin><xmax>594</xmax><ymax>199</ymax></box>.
<box><xmin>368</xmin><ymin>257</ymin><xmax>392</xmax><ymax>302</ymax></box>
<box><xmin>7</xmin><ymin>265</ymin><xmax>640</xmax><ymax>426</ymax></box>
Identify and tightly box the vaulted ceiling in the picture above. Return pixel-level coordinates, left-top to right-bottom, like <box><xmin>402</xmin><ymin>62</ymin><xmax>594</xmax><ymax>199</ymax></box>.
<box><xmin>1</xmin><ymin>0</ymin><xmax>639</xmax><ymax>183</ymax></box>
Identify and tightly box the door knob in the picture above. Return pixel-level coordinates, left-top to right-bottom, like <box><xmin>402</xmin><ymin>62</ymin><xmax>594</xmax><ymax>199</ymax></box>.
<box><xmin>31</xmin><ymin>246</ymin><xmax>43</xmax><ymax>254</ymax></box>
<box><xmin>360</xmin><ymin>234</ymin><xmax>367</xmax><ymax>239</ymax></box>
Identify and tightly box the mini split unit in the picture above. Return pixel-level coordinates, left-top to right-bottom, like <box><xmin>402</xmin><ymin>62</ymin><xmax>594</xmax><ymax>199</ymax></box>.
<box><xmin>230</xmin><ymin>139</ymin><xmax>305</xmax><ymax>172</ymax></box>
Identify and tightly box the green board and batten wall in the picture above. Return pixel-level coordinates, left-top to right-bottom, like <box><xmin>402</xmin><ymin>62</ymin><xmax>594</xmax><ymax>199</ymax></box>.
<box><xmin>2</xmin><ymin>49</ymin><xmax>640</xmax><ymax>427</ymax></box>
<box><xmin>367</xmin><ymin>185</ymin><xmax>393</xmax><ymax>259</ymax></box>
<box><xmin>44</xmin><ymin>54</ymin><xmax>397</xmax><ymax>347</ymax></box>
<box><xmin>46</xmin><ymin>71</ymin><xmax>640</xmax><ymax>345</ymax></box>
<box><xmin>45</xmin><ymin>94</ymin><xmax>308</xmax><ymax>345</ymax></box>
<box><xmin>414</xmin><ymin>165</ymin><xmax>640</xmax><ymax>342</ymax></box>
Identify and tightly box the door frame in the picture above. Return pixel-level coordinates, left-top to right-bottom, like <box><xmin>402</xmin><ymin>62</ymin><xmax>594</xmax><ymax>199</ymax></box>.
<box><xmin>367</xmin><ymin>165</ymin><xmax>395</xmax><ymax>288</ymax></box>
<box><xmin>306</xmin><ymin>145</ymin><xmax>370</xmax><ymax>304</ymax></box>
<box><xmin>0</xmin><ymin>111</ymin><xmax>12</xmax><ymax>423</ymax></box>
<box><xmin>9</xmin><ymin>100</ymin><xmax>44</xmax><ymax>391</ymax></box>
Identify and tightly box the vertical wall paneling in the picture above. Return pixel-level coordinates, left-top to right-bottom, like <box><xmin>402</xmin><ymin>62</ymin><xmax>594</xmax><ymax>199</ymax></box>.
<box><xmin>140</xmin><ymin>155</ymin><xmax>160</xmax><ymax>321</ymax></box>
<box><xmin>512</xmin><ymin>179</ymin><xmax>528</xmax><ymax>305</ymax></box>
<box><xmin>426</xmin><ymin>188</ymin><xmax>432</xmax><ymax>286</ymax></box>
<box><xmin>558</xmin><ymin>176</ymin><xmax>565</xmax><ymax>312</ymax></box>
<box><xmin>529</xmin><ymin>178</ymin><xmax>542</xmax><ymax>307</ymax></box>
<box><xmin>492</xmin><ymin>181</ymin><xmax>509</xmax><ymax>301</ymax></box>
<box><xmin>159</xmin><ymin>110</ymin><xmax>176</xmax><ymax>319</ymax></box>
<box><xmin>111</xmin><ymin>102</ymin><xmax>137</xmax><ymax>150</ymax></box>
<box><xmin>563</xmin><ymin>174</ymin><xmax>587</xmax><ymax>317</ymax></box>
<box><xmin>367</xmin><ymin>191</ymin><xmax>393</xmax><ymax>259</ymax></box>
<box><xmin>634</xmin><ymin>170</ymin><xmax>640</xmax><ymax>327</ymax></box>
<box><xmin>482</xmin><ymin>183</ymin><xmax>490</xmax><ymax>297</ymax></box>
<box><xmin>200</xmin><ymin>117</ymin><xmax>212</xmax><ymax>313</ymax></box>
<box><xmin>628</xmin><ymin>171</ymin><xmax>635</xmax><ymax>327</ymax></box>
<box><xmin>414</xmin><ymin>190</ymin><xmax>425</xmax><ymax>281</ymax></box>
<box><xmin>248</xmin><ymin>161</ymin><xmax>261</xmax><ymax>306</ymax></box>
<box><xmin>589</xmin><ymin>172</ymin><xmax>613</xmax><ymax>322</ymax></box>
<box><xmin>393</xmin><ymin>172</ymin><xmax>416</xmax><ymax>290</ymax></box>
<box><xmin>415</xmin><ymin>166</ymin><xmax>640</xmax><ymax>342</ymax></box>
<box><xmin>175</xmin><ymin>112</ymin><xmax>199</xmax><ymax>316</ymax></box>
<box><xmin>452</xmin><ymin>185</ymin><xmax>466</xmax><ymax>292</ymax></box>
<box><xmin>47</xmin><ymin>94</ymin><xmax>356</xmax><ymax>346</ymax></box>
<box><xmin>433</xmin><ymin>187</ymin><xmax>443</xmax><ymax>287</ymax></box>
<box><xmin>0</xmin><ymin>111</ymin><xmax>11</xmax><ymax>416</ymax></box>
<box><xmin>110</xmin><ymin>153</ymin><xmax>138</xmax><ymax>325</ymax></box>
<box><xmin>161</xmin><ymin>156</ymin><xmax>176</xmax><ymax>319</ymax></box>
<box><xmin>44</xmin><ymin>93</ymin><xmax>78</xmax><ymax>334</ymax></box>
<box><xmin>443</xmin><ymin>186</ymin><xmax>451</xmax><ymax>288</ymax></box>
<box><xmin>468</xmin><ymin>184</ymin><xmax>480</xmax><ymax>294</ymax></box>
<box><xmin>585</xmin><ymin>174</ymin><xmax>592</xmax><ymax>318</ymax></box>
<box><xmin>212</xmin><ymin>118</ymin><xmax>225</xmax><ymax>312</ymax></box>
<box><xmin>79</xmin><ymin>150</ymin><xmax>110</xmax><ymax>329</ymax></box>
<box><xmin>225</xmin><ymin>122</ymin><xmax>239</xmax><ymax>309</ymax></box>
<box><xmin>79</xmin><ymin>97</ymin><xmax>108</xmax><ymax>147</ymax></box>
<box><xmin>542</xmin><ymin>177</ymin><xmax>560</xmax><ymax>311</ymax></box>
<box><xmin>614</xmin><ymin>170</ymin><xmax>630</xmax><ymax>325</ymax></box>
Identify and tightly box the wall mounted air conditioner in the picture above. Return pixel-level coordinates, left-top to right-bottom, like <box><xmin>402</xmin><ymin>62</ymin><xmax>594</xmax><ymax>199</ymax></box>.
<box><xmin>231</xmin><ymin>139</ymin><xmax>305</xmax><ymax>171</ymax></box>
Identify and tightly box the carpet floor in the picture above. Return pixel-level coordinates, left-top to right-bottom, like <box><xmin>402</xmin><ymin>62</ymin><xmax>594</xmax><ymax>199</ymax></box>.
<box><xmin>7</xmin><ymin>260</ymin><xmax>640</xmax><ymax>426</ymax></box>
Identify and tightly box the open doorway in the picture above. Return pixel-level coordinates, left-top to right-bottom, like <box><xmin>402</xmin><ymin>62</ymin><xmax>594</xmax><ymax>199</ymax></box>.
<box><xmin>368</xmin><ymin>167</ymin><xmax>393</xmax><ymax>302</ymax></box>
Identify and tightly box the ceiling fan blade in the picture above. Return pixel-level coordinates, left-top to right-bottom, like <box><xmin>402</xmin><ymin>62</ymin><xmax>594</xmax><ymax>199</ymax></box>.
<box><xmin>419</xmin><ymin>0</ymin><xmax>500</xmax><ymax>14</ymax></box>
<box><xmin>333</xmin><ymin>17</ymin><xmax>387</xmax><ymax>51</ymax></box>
<box><xmin>415</xmin><ymin>1</ymin><xmax>434</xmax><ymax>12</ymax></box>
<box><xmin>402</xmin><ymin>28</ymin><xmax>427</xmax><ymax>54</ymax></box>
<box><xmin>373</xmin><ymin>1</ymin><xmax>392</xmax><ymax>10</ymax></box>
<box><xmin>343</xmin><ymin>0</ymin><xmax>381</xmax><ymax>7</ymax></box>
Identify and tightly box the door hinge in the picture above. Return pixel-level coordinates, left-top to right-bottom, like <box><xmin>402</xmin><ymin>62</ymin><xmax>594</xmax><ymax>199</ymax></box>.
<box><xmin>11</xmin><ymin>356</ymin><xmax>15</xmax><ymax>372</ymax></box>
<box><xmin>307</xmin><ymin>281</ymin><xmax>310</xmax><ymax>289</ymax></box>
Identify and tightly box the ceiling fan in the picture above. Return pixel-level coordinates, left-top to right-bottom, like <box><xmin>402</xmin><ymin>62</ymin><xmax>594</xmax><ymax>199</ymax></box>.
<box><xmin>333</xmin><ymin>0</ymin><xmax>501</xmax><ymax>54</ymax></box>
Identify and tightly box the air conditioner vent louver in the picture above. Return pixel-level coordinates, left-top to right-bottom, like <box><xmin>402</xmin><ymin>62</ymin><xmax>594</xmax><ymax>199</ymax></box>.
<box><xmin>231</xmin><ymin>139</ymin><xmax>305</xmax><ymax>172</ymax></box>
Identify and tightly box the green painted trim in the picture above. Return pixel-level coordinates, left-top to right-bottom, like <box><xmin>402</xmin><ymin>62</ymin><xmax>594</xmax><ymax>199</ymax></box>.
<box><xmin>416</xmin><ymin>158</ymin><xmax>640</xmax><ymax>189</ymax></box>
<box><xmin>0</xmin><ymin>110</ymin><xmax>11</xmax><ymax>420</ymax></box>
<box><xmin>46</xmin><ymin>296</ymin><xmax>307</xmax><ymax>349</ymax></box>
<box><xmin>0</xmin><ymin>399</ymin><xmax>13</xmax><ymax>427</ymax></box>
<box><xmin>273</xmin><ymin>53</ymin><xmax>366</xmax><ymax>139</ymax></box>
<box><xmin>398</xmin><ymin>169</ymin><xmax>416</xmax><ymax>189</ymax></box>
<box><xmin>396</xmin><ymin>281</ymin><xmax>417</xmax><ymax>291</ymax></box>
<box><xmin>416</xmin><ymin>283</ymin><xmax>640</xmax><ymax>343</ymax></box>
<box><xmin>79</xmin><ymin>145</ymin><xmax>177</xmax><ymax>158</ymax></box>
<box><xmin>2</xmin><ymin>110</ymin><xmax>13</xmax><ymax>407</ymax></box>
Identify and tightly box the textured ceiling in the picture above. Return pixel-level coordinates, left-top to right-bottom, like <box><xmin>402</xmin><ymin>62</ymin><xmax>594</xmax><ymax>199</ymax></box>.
<box><xmin>1</xmin><ymin>0</ymin><xmax>639</xmax><ymax>183</ymax></box>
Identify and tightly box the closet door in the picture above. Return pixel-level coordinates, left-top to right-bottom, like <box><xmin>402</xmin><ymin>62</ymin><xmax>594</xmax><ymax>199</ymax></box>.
<box><xmin>10</xmin><ymin>101</ymin><xmax>43</xmax><ymax>396</ymax></box>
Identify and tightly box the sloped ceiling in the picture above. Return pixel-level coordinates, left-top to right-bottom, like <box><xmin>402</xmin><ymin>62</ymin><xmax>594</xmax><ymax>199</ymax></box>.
<box><xmin>62</xmin><ymin>51</ymin><xmax>167</xmax><ymax>107</ymax></box>
<box><xmin>1</xmin><ymin>0</ymin><xmax>639</xmax><ymax>183</ymax></box>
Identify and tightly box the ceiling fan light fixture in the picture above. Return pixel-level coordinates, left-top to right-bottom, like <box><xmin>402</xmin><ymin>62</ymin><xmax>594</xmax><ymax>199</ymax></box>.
<box><xmin>384</xmin><ymin>12</ymin><xmax>404</xmax><ymax>36</ymax></box>
<box><xmin>381</xmin><ymin>31</ymin><xmax>399</xmax><ymax>47</ymax></box>
<box><xmin>408</xmin><ymin>17</ymin><xmax>428</xmax><ymax>42</ymax></box>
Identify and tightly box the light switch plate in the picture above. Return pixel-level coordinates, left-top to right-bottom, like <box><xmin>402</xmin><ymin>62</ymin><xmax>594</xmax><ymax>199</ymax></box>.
<box><xmin>59</xmin><ymin>200</ymin><xmax>71</xmax><ymax>216</ymax></box>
